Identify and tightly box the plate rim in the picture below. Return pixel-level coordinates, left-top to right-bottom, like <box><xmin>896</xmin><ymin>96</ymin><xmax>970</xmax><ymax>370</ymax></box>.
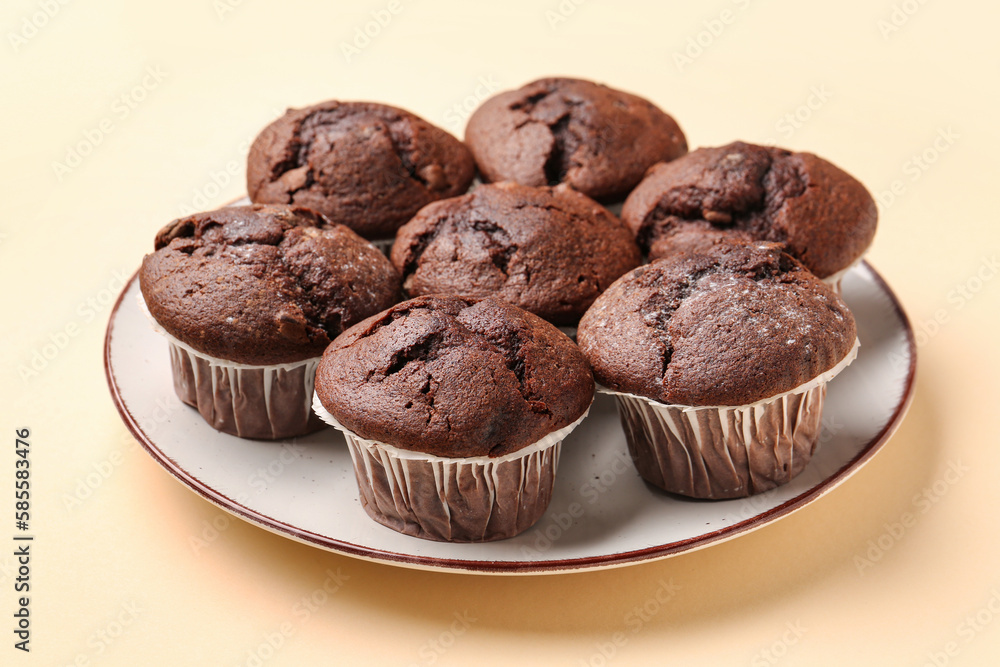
<box><xmin>105</xmin><ymin>261</ymin><xmax>917</xmax><ymax>575</ymax></box>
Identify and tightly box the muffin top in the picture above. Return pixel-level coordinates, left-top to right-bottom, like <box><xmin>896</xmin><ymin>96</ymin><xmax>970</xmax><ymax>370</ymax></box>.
<box><xmin>621</xmin><ymin>141</ymin><xmax>877</xmax><ymax>278</ymax></box>
<box><xmin>315</xmin><ymin>295</ymin><xmax>594</xmax><ymax>457</ymax></box>
<box><xmin>247</xmin><ymin>100</ymin><xmax>475</xmax><ymax>239</ymax></box>
<box><xmin>577</xmin><ymin>236</ymin><xmax>857</xmax><ymax>406</ymax></box>
<box><xmin>140</xmin><ymin>204</ymin><xmax>401</xmax><ymax>365</ymax></box>
<box><xmin>465</xmin><ymin>77</ymin><xmax>687</xmax><ymax>201</ymax></box>
<box><xmin>390</xmin><ymin>182</ymin><xmax>642</xmax><ymax>325</ymax></box>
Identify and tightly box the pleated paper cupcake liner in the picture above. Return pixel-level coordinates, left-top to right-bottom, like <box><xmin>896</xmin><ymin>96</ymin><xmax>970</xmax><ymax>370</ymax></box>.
<box><xmin>601</xmin><ymin>337</ymin><xmax>859</xmax><ymax>499</ymax></box>
<box><xmin>140</xmin><ymin>293</ymin><xmax>324</xmax><ymax>440</ymax></box>
<box><xmin>313</xmin><ymin>394</ymin><xmax>592</xmax><ymax>542</ymax></box>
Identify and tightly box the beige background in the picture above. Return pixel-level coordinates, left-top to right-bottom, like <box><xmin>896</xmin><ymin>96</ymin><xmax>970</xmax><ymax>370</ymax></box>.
<box><xmin>3</xmin><ymin>0</ymin><xmax>999</xmax><ymax>664</ymax></box>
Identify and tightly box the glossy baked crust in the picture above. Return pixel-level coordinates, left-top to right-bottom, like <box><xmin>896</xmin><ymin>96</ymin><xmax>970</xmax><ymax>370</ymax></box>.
<box><xmin>577</xmin><ymin>236</ymin><xmax>856</xmax><ymax>406</ymax></box>
<box><xmin>465</xmin><ymin>77</ymin><xmax>687</xmax><ymax>201</ymax></box>
<box><xmin>315</xmin><ymin>295</ymin><xmax>594</xmax><ymax>457</ymax></box>
<box><xmin>390</xmin><ymin>182</ymin><xmax>641</xmax><ymax>324</ymax></box>
<box><xmin>621</xmin><ymin>141</ymin><xmax>877</xmax><ymax>278</ymax></box>
<box><xmin>140</xmin><ymin>204</ymin><xmax>401</xmax><ymax>365</ymax></box>
<box><xmin>248</xmin><ymin>101</ymin><xmax>475</xmax><ymax>239</ymax></box>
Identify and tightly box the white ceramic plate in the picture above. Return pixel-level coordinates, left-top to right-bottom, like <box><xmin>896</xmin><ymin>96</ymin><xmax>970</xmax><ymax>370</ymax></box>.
<box><xmin>105</xmin><ymin>262</ymin><xmax>915</xmax><ymax>574</ymax></box>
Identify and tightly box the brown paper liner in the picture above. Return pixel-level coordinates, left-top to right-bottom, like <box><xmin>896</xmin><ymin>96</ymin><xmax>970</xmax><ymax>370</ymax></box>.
<box><xmin>141</xmin><ymin>293</ymin><xmax>324</xmax><ymax>440</ymax></box>
<box><xmin>614</xmin><ymin>386</ymin><xmax>824</xmax><ymax>499</ymax></box>
<box><xmin>607</xmin><ymin>339</ymin><xmax>859</xmax><ymax>499</ymax></box>
<box><xmin>169</xmin><ymin>343</ymin><xmax>324</xmax><ymax>440</ymax></box>
<box><xmin>314</xmin><ymin>395</ymin><xmax>590</xmax><ymax>542</ymax></box>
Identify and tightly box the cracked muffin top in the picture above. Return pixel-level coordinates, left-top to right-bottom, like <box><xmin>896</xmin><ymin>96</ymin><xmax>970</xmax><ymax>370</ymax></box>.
<box><xmin>621</xmin><ymin>141</ymin><xmax>877</xmax><ymax>279</ymax></box>
<box><xmin>140</xmin><ymin>205</ymin><xmax>401</xmax><ymax>365</ymax></box>
<box><xmin>464</xmin><ymin>77</ymin><xmax>687</xmax><ymax>201</ymax></box>
<box><xmin>389</xmin><ymin>182</ymin><xmax>641</xmax><ymax>325</ymax></box>
<box><xmin>314</xmin><ymin>295</ymin><xmax>595</xmax><ymax>457</ymax></box>
<box><xmin>247</xmin><ymin>101</ymin><xmax>476</xmax><ymax>240</ymax></box>
<box><xmin>577</xmin><ymin>236</ymin><xmax>856</xmax><ymax>406</ymax></box>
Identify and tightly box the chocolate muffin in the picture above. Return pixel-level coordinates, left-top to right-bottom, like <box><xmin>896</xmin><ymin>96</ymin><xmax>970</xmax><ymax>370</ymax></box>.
<box><xmin>313</xmin><ymin>295</ymin><xmax>594</xmax><ymax>541</ymax></box>
<box><xmin>621</xmin><ymin>141</ymin><xmax>877</xmax><ymax>280</ymax></box>
<box><xmin>465</xmin><ymin>77</ymin><xmax>687</xmax><ymax>201</ymax></box>
<box><xmin>247</xmin><ymin>101</ymin><xmax>476</xmax><ymax>240</ymax></box>
<box><xmin>389</xmin><ymin>182</ymin><xmax>642</xmax><ymax>325</ymax></box>
<box><xmin>577</xmin><ymin>236</ymin><xmax>858</xmax><ymax>498</ymax></box>
<box><xmin>140</xmin><ymin>204</ymin><xmax>401</xmax><ymax>439</ymax></box>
